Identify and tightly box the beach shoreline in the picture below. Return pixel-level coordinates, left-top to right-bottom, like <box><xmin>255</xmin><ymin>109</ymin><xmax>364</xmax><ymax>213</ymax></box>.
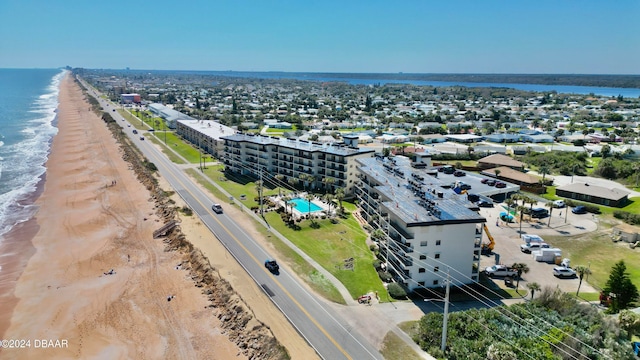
<box><xmin>0</xmin><ymin>75</ymin><xmax>245</xmax><ymax>359</ymax></box>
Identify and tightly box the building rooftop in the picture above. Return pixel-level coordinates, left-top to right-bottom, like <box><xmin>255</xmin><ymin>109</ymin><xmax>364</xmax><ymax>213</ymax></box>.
<box><xmin>177</xmin><ymin>119</ymin><xmax>236</xmax><ymax>140</ymax></box>
<box><xmin>556</xmin><ymin>182</ymin><xmax>630</xmax><ymax>201</ymax></box>
<box><xmin>478</xmin><ymin>154</ymin><xmax>525</xmax><ymax>168</ymax></box>
<box><xmin>357</xmin><ymin>156</ymin><xmax>486</xmax><ymax>226</ymax></box>
<box><xmin>222</xmin><ymin>133</ymin><xmax>375</xmax><ymax>156</ymax></box>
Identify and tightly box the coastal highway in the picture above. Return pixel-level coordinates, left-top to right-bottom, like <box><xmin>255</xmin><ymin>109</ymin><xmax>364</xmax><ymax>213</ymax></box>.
<box><xmin>87</xmin><ymin>89</ymin><xmax>383</xmax><ymax>359</ymax></box>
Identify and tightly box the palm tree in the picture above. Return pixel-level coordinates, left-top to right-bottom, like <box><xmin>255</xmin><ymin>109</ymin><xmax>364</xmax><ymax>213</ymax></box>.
<box><xmin>526</xmin><ymin>282</ymin><xmax>541</xmax><ymax>300</ymax></box>
<box><xmin>517</xmin><ymin>205</ymin><xmax>527</xmax><ymax>233</ymax></box>
<box><xmin>504</xmin><ymin>198</ymin><xmax>515</xmax><ymax>217</ymax></box>
<box><xmin>494</xmin><ymin>169</ymin><xmax>501</xmax><ymax>179</ymax></box>
<box><xmin>526</xmin><ymin>197</ymin><xmax>537</xmax><ymax>214</ymax></box>
<box><xmin>335</xmin><ymin>188</ymin><xmax>345</xmax><ymax>212</ymax></box>
<box><xmin>575</xmin><ymin>265</ymin><xmax>592</xmax><ymax>296</ymax></box>
<box><xmin>545</xmin><ymin>201</ymin><xmax>554</xmax><ymax>227</ymax></box>
<box><xmin>287</xmin><ymin>176</ymin><xmax>298</xmax><ymax>192</ymax></box>
<box><xmin>275</xmin><ymin>174</ymin><xmax>284</xmax><ymax>197</ymax></box>
<box><xmin>323</xmin><ymin>193</ymin><xmax>334</xmax><ymax>214</ymax></box>
<box><xmin>539</xmin><ymin>165</ymin><xmax>550</xmax><ymax>184</ymax></box>
<box><xmin>322</xmin><ymin>177</ymin><xmax>335</xmax><ymax>194</ymax></box>
<box><xmin>511</xmin><ymin>263</ymin><xmax>530</xmax><ymax>291</ymax></box>
<box><xmin>255</xmin><ymin>179</ymin><xmax>264</xmax><ymax>215</ymax></box>
<box><xmin>305</xmin><ymin>193</ymin><xmax>315</xmax><ymax>223</ymax></box>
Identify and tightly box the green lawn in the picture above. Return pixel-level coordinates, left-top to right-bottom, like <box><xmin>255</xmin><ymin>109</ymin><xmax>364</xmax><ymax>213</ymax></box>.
<box><xmin>193</xmin><ymin>165</ymin><xmax>384</xmax><ymax>301</ymax></box>
<box><xmin>380</xmin><ymin>331</ymin><xmax>422</xmax><ymax>360</ymax></box>
<box><xmin>544</xmin><ymin>230</ymin><xmax>640</xmax><ymax>291</ymax></box>
<box><xmin>147</xmin><ymin>133</ymin><xmax>187</xmax><ymax>164</ymax></box>
<box><xmin>263</xmin><ymin>204</ymin><xmax>386</xmax><ymax>300</ymax></box>
<box><xmin>186</xmin><ymin>168</ymin><xmax>346</xmax><ymax>303</ymax></box>
<box><xmin>155</xmin><ymin>132</ymin><xmax>203</xmax><ymax>164</ymax></box>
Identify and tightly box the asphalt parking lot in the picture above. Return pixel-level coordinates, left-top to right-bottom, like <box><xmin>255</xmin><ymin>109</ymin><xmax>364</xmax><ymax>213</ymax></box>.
<box><xmin>433</xmin><ymin>169</ymin><xmax>519</xmax><ymax>199</ymax></box>
<box><xmin>477</xmin><ymin>202</ymin><xmax>598</xmax><ymax>297</ymax></box>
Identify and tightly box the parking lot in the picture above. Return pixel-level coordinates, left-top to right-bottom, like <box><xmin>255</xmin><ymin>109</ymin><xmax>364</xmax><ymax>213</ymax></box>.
<box><xmin>477</xmin><ymin>201</ymin><xmax>599</xmax><ymax>297</ymax></box>
<box><xmin>433</xmin><ymin>169</ymin><xmax>519</xmax><ymax>200</ymax></box>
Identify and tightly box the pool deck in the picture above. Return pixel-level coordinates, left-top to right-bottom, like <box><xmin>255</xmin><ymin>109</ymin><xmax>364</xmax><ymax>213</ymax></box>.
<box><xmin>271</xmin><ymin>193</ymin><xmax>333</xmax><ymax>219</ymax></box>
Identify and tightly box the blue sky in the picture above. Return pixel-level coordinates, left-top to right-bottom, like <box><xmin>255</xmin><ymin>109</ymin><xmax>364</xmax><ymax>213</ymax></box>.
<box><xmin>1</xmin><ymin>0</ymin><xmax>638</xmax><ymax>74</ymax></box>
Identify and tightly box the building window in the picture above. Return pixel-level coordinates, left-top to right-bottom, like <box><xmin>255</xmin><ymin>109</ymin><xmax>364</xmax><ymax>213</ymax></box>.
<box><xmin>434</xmin><ymin>267</ymin><xmax>439</xmax><ymax>272</ymax></box>
<box><xmin>418</xmin><ymin>268</ymin><xmax>426</xmax><ymax>273</ymax></box>
<box><xmin>418</xmin><ymin>281</ymin><xmax>425</xmax><ymax>286</ymax></box>
<box><xmin>435</xmin><ymin>253</ymin><xmax>441</xmax><ymax>259</ymax></box>
<box><xmin>419</xmin><ymin>255</ymin><xmax>426</xmax><ymax>260</ymax></box>
<box><xmin>436</xmin><ymin>240</ymin><xmax>441</xmax><ymax>246</ymax></box>
<box><xmin>420</xmin><ymin>241</ymin><xmax>428</xmax><ymax>247</ymax></box>
<box><xmin>433</xmin><ymin>280</ymin><xmax>439</xmax><ymax>286</ymax></box>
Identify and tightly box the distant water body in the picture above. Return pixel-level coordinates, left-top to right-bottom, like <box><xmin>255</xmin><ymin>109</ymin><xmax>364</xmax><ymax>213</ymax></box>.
<box><xmin>208</xmin><ymin>71</ymin><xmax>640</xmax><ymax>98</ymax></box>
<box><xmin>0</xmin><ymin>68</ymin><xmax>65</xmax><ymax>239</ymax></box>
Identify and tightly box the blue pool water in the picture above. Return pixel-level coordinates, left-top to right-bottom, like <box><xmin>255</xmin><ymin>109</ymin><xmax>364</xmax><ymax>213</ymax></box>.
<box><xmin>289</xmin><ymin>197</ymin><xmax>322</xmax><ymax>213</ymax></box>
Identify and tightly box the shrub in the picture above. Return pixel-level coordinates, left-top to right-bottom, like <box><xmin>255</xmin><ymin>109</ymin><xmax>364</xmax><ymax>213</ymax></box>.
<box><xmin>387</xmin><ymin>283</ymin><xmax>408</xmax><ymax>299</ymax></box>
<box><xmin>613</xmin><ymin>210</ymin><xmax>640</xmax><ymax>225</ymax></box>
<box><xmin>372</xmin><ymin>259</ymin><xmax>382</xmax><ymax>270</ymax></box>
<box><xmin>181</xmin><ymin>206</ymin><xmax>193</xmax><ymax>216</ymax></box>
<box><xmin>378</xmin><ymin>270</ymin><xmax>392</xmax><ymax>283</ymax></box>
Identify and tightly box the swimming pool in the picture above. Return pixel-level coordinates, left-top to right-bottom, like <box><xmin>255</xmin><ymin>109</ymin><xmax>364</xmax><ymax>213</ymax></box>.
<box><xmin>289</xmin><ymin>197</ymin><xmax>322</xmax><ymax>213</ymax></box>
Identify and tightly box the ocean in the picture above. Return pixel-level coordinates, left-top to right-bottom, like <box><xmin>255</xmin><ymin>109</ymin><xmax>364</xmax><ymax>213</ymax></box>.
<box><xmin>0</xmin><ymin>68</ymin><xmax>66</xmax><ymax>239</ymax></box>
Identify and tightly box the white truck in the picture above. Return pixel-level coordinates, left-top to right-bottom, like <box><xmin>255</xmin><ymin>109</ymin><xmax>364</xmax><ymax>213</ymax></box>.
<box><xmin>484</xmin><ymin>265</ymin><xmax>518</xmax><ymax>278</ymax></box>
<box><xmin>520</xmin><ymin>242</ymin><xmax>550</xmax><ymax>253</ymax></box>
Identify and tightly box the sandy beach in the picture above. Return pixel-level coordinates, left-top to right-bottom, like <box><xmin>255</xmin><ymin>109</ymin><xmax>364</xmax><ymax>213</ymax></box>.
<box><xmin>0</xmin><ymin>75</ymin><xmax>249</xmax><ymax>359</ymax></box>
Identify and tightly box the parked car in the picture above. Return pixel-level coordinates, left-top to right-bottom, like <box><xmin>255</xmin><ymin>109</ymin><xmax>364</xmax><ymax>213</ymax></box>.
<box><xmin>553</xmin><ymin>200</ymin><xmax>566</xmax><ymax>208</ymax></box>
<box><xmin>486</xmin><ymin>179</ymin><xmax>496</xmax><ymax>186</ymax></box>
<box><xmin>478</xmin><ymin>200</ymin><xmax>494</xmax><ymax>208</ymax></box>
<box><xmin>572</xmin><ymin>205</ymin><xmax>587</xmax><ymax>214</ymax></box>
<box><xmin>484</xmin><ymin>265</ymin><xmax>518</xmax><ymax>278</ymax></box>
<box><xmin>442</xmin><ymin>166</ymin><xmax>455</xmax><ymax>174</ymax></box>
<box><xmin>454</xmin><ymin>171</ymin><xmax>466</xmax><ymax>177</ymax></box>
<box><xmin>265</xmin><ymin>259</ymin><xmax>279</xmax><ymax>274</ymax></box>
<box><xmin>211</xmin><ymin>203</ymin><xmax>223</xmax><ymax>214</ymax></box>
<box><xmin>132</xmin><ymin>129</ymin><xmax>138</xmax><ymax>134</ymax></box>
<box><xmin>481</xmin><ymin>178</ymin><xmax>489</xmax><ymax>184</ymax></box>
<box><xmin>140</xmin><ymin>136</ymin><xmax>144</xmax><ymax>141</ymax></box>
<box><xmin>520</xmin><ymin>242</ymin><xmax>550</xmax><ymax>253</ymax></box>
<box><xmin>529</xmin><ymin>207</ymin><xmax>549</xmax><ymax>218</ymax></box>
<box><xmin>457</xmin><ymin>182</ymin><xmax>472</xmax><ymax>190</ymax></box>
<box><xmin>467</xmin><ymin>193</ymin><xmax>480</xmax><ymax>202</ymax></box>
<box><xmin>553</xmin><ymin>266</ymin><xmax>577</xmax><ymax>278</ymax></box>
<box><xmin>495</xmin><ymin>181</ymin><xmax>506</xmax><ymax>188</ymax></box>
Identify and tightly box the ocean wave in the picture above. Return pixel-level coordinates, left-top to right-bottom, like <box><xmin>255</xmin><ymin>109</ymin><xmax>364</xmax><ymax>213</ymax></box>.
<box><xmin>0</xmin><ymin>69</ymin><xmax>65</xmax><ymax>238</ymax></box>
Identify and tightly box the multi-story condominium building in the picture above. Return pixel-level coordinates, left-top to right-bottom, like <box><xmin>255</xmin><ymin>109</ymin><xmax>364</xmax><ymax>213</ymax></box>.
<box><xmin>354</xmin><ymin>156</ymin><xmax>487</xmax><ymax>291</ymax></box>
<box><xmin>221</xmin><ymin>134</ymin><xmax>375</xmax><ymax>195</ymax></box>
<box><xmin>176</xmin><ymin>119</ymin><xmax>236</xmax><ymax>158</ymax></box>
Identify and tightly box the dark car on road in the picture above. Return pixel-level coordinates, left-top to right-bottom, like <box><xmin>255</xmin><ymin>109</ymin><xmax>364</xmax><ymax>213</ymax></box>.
<box><xmin>453</xmin><ymin>171</ymin><xmax>466</xmax><ymax>177</ymax></box>
<box><xmin>572</xmin><ymin>205</ymin><xmax>587</xmax><ymax>214</ymax></box>
<box><xmin>132</xmin><ymin>129</ymin><xmax>138</xmax><ymax>134</ymax></box>
<box><xmin>265</xmin><ymin>260</ymin><xmax>279</xmax><ymax>274</ymax></box>
<box><xmin>478</xmin><ymin>200</ymin><xmax>494</xmax><ymax>208</ymax></box>
<box><xmin>486</xmin><ymin>179</ymin><xmax>496</xmax><ymax>186</ymax></box>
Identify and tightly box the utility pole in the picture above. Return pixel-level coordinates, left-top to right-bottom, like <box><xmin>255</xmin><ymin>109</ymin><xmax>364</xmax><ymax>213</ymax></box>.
<box><xmin>441</xmin><ymin>270</ymin><xmax>451</xmax><ymax>353</ymax></box>
<box><xmin>259</xmin><ymin>170</ymin><xmax>264</xmax><ymax>216</ymax></box>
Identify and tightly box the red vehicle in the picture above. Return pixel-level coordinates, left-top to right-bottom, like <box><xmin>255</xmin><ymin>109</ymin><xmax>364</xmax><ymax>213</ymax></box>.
<box><xmin>495</xmin><ymin>181</ymin><xmax>506</xmax><ymax>188</ymax></box>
